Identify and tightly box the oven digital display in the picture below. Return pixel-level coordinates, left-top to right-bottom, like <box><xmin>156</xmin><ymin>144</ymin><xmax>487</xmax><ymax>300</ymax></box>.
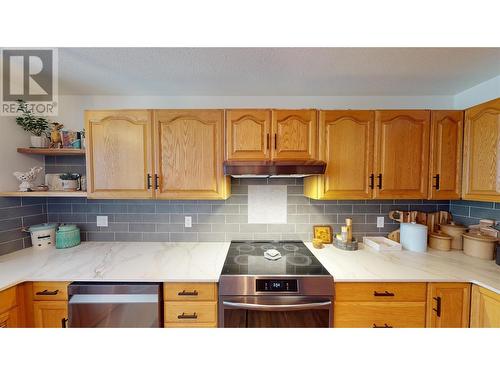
<box><xmin>256</xmin><ymin>279</ymin><xmax>298</xmax><ymax>292</ymax></box>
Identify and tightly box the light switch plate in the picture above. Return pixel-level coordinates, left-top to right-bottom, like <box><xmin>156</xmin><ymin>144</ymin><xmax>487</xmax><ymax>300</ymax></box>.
<box><xmin>376</xmin><ymin>216</ymin><xmax>384</xmax><ymax>228</ymax></box>
<box><xmin>184</xmin><ymin>216</ymin><xmax>192</xmax><ymax>228</ymax></box>
<box><xmin>96</xmin><ymin>216</ymin><xmax>108</xmax><ymax>227</ymax></box>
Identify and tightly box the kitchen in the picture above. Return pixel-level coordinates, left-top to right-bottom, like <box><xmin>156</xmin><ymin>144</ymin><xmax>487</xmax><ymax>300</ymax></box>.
<box><xmin>1</xmin><ymin>2</ymin><xmax>499</xmax><ymax>372</ymax></box>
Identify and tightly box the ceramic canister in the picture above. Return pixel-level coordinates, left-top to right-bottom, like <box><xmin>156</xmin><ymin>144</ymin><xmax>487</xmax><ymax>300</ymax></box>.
<box><xmin>462</xmin><ymin>232</ymin><xmax>498</xmax><ymax>260</ymax></box>
<box><xmin>400</xmin><ymin>223</ymin><xmax>428</xmax><ymax>252</ymax></box>
<box><xmin>440</xmin><ymin>223</ymin><xmax>467</xmax><ymax>250</ymax></box>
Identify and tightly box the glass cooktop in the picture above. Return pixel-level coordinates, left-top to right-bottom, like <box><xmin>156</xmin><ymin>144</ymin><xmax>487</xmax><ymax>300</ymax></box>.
<box><xmin>221</xmin><ymin>241</ymin><xmax>331</xmax><ymax>276</ymax></box>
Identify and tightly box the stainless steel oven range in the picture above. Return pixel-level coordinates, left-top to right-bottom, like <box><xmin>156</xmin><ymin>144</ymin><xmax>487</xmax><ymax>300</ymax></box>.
<box><xmin>218</xmin><ymin>241</ymin><xmax>334</xmax><ymax>328</ymax></box>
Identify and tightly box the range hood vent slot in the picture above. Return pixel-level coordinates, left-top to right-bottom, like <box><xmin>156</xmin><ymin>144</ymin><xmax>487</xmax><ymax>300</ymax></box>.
<box><xmin>224</xmin><ymin>160</ymin><xmax>326</xmax><ymax>178</ymax></box>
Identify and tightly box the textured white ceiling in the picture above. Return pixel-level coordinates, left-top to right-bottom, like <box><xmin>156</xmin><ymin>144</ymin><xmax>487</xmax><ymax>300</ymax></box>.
<box><xmin>57</xmin><ymin>48</ymin><xmax>500</xmax><ymax>96</ymax></box>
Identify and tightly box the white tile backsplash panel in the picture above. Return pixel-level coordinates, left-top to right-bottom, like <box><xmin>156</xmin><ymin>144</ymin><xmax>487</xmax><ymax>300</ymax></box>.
<box><xmin>248</xmin><ymin>185</ymin><xmax>287</xmax><ymax>224</ymax></box>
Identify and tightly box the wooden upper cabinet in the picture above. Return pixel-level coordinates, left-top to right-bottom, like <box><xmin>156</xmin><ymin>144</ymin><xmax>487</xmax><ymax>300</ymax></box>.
<box><xmin>428</xmin><ymin>111</ymin><xmax>463</xmax><ymax>200</ymax></box>
<box><xmin>374</xmin><ymin>110</ymin><xmax>430</xmax><ymax>199</ymax></box>
<box><xmin>426</xmin><ymin>283</ymin><xmax>470</xmax><ymax>328</ymax></box>
<box><xmin>154</xmin><ymin>110</ymin><xmax>230</xmax><ymax>200</ymax></box>
<box><xmin>226</xmin><ymin>109</ymin><xmax>271</xmax><ymax>160</ymax></box>
<box><xmin>462</xmin><ymin>98</ymin><xmax>500</xmax><ymax>202</ymax></box>
<box><xmin>271</xmin><ymin>110</ymin><xmax>318</xmax><ymax>160</ymax></box>
<box><xmin>304</xmin><ymin>111</ymin><xmax>374</xmax><ymax>199</ymax></box>
<box><xmin>85</xmin><ymin>110</ymin><xmax>154</xmax><ymax>199</ymax></box>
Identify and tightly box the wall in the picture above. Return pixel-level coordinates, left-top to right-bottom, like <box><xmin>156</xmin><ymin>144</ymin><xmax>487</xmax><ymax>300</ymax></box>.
<box><xmin>450</xmin><ymin>200</ymin><xmax>500</xmax><ymax>227</ymax></box>
<box><xmin>0</xmin><ymin>197</ymin><xmax>48</xmax><ymax>256</ymax></box>
<box><xmin>454</xmin><ymin>74</ymin><xmax>500</xmax><ymax>109</ymax></box>
<box><xmin>44</xmin><ymin>169</ymin><xmax>449</xmax><ymax>243</ymax></box>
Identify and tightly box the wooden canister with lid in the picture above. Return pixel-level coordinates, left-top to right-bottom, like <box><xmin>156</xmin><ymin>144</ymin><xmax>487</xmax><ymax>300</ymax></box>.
<box><xmin>439</xmin><ymin>223</ymin><xmax>467</xmax><ymax>250</ymax></box>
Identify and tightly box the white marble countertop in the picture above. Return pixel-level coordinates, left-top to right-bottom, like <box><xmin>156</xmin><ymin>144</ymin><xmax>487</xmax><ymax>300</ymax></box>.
<box><xmin>1</xmin><ymin>241</ymin><xmax>499</xmax><ymax>295</ymax></box>
<box><xmin>0</xmin><ymin>242</ymin><xmax>230</xmax><ymax>292</ymax></box>
<box><xmin>307</xmin><ymin>243</ymin><xmax>500</xmax><ymax>294</ymax></box>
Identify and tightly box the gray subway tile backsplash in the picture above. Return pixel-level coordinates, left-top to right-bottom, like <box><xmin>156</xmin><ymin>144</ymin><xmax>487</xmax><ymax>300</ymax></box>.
<box><xmin>3</xmin><ymin>154</ymin><xmax>477</xmax><ymax>255</ymax></box>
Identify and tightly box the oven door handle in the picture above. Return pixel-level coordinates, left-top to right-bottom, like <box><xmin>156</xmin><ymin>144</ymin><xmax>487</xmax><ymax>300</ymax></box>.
<box><xmin>222</xmin><ymin>300</ymin><xmax>331</xmax><ymax>311</ymax></box>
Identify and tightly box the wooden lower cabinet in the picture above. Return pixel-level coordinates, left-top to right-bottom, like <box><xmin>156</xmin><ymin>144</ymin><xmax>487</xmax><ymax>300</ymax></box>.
<box><xmin>163</xmin><ymin>282</ymin><xmax>218</xmax><ymax>328</ymax></box>
<box><xmin>334</xmin><ymin>302</ymin><xmax>426</xmax><ymax>328</ymax></box>
<box><xmin>0</xmin><ymin>306</ymin><xmax>19</xmax><ymax>328</ymax></box>
<box><xmin>33</xmin><ymin>301</ymin><xmax>68</xmax><ymax>328</ymax></box>
<box><xmin>164</xmin><ymin>302</ymin><xmax>217</xmax><ymax>328</ymax></box>
<box><xmin>334</xmin><ymin>282</ymin><xmax>427</xmax><ymax>328</ymax></box>
<box><xmin>470</xmin><ymin>285</ymin><xmax>500</xmax><ymax>328</ymax></box>
<box><xmin>426</xmin><ymin>283</ymin><xmax>470</xmax><ymax>328</ymax></box>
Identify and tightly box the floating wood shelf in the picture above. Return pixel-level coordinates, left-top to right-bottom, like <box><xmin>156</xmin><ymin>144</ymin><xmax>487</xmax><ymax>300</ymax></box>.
<box><xmin>0</xmin><ymin>191</ymin><xmax>87</xmax><ymax>197</ymax></box>
<box><xmin>17</xmin><ymin>148</ymin><xmax>86</xmax><ymax>156</ymax></box>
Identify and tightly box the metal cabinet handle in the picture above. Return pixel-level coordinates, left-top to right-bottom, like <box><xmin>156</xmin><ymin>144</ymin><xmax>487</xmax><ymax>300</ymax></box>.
<box><xmin>36</xmin><ymin>289</ymin><xmax>59</xmax><ymax>296</ymax></box>
<box><xmin>376</xmin><ymin>173</ymin><xmax>383</xmax><ymax>189</ymax></box>
<box><xmin>433</xmin><ymin>174</ymin><xmax>440</xmax><ymax>190</ymax></box>
<box><xmin>223</xmin><ymin>300</ymin><xmax>331</xmax><ymax>312</ymax></box>
<box><xmin>274</xmin><ymin>134</ymin><xmax>277</xmax><ymax>149</ymax></box>
<box><xmin>373</xmin><ymin>291</ymin><xmax>395</xmax><ymax>297</ymax></box>
<box><xmin>177</xmin><ymin>312</ymin><xmax>198</xmax><ymax>320</ymax></box>
<box><xmin>373</xmin><ymin>323</ymin><xmax>393</xmax><ymax>328</ymax></box>
<box><xmin>369</xmin><ymin>174</ymin><xmax>375</xmax><ymax>190</ymax></box>
<box><xmin>61</xmin><ymin>318</ymin><xmax>68</xmax><ymax>328</ymax></box>
<box><xmin>433</xmin><ymin>296</ymin><xmax>441</xmax><ymax>317</ymax></box>
<box><xmin>147</xmin><ymin>174</ymin><xmax>152</xmax><ymax>189</ymax></box>
<box><xmin>154</xmin><ymin>174</ymin><xmax>159</xmax><ymax>190</ymax></box>
<box><xmin>266</xmin><ymin>134</ymin><xmax>270</xmax><ymax>150</ymax></box>
<box><xmin>178</xmin><ymin>290</ymin><xmax>198</xmax><ymax>296</ymax></box>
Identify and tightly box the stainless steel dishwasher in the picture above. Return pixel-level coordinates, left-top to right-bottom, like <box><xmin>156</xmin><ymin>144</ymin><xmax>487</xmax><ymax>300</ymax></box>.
<box><xmin>68</xmin><ymin>282</ymin><xmax>162</xmax><ymax>328</ymax></box>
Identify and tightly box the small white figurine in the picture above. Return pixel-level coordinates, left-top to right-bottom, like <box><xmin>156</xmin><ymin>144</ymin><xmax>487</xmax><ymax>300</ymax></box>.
<box><xmin>13</xmin><ymin>166</ymin><xmax>43</xmax><ymax>192</ymax></box>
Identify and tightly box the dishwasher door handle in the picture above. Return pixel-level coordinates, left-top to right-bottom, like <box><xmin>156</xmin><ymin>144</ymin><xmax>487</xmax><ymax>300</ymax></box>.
<box><xmin>69</xmin><ymin>294</ymin><xmax>159</xmax><ymax>304</ymax></box>
<box><xmin>222</xmin><ymin>300</ymin><xmax>331</xmax><ymax>311</ymax></box>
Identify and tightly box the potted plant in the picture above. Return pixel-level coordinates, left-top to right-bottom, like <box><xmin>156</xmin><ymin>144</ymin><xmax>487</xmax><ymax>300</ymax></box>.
<box><xmin>59</xmin><ymin>173</ymin><xmax>81</xmax><ymax>191</ymax></box>
<box><xmin>15</xmin><ymin>99</ymin><xmax>50</xmax><ymax>148</ymax></box>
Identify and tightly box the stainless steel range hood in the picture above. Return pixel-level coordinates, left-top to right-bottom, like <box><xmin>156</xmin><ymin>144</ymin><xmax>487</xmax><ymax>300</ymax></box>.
<box><xmin>223</xmin><ymin>160</ymin><xmax>326</xmax><ymax>178</ymax></box>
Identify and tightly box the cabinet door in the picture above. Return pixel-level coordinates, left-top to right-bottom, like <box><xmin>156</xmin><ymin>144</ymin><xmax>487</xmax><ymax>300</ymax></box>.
<box><xmin>33</xmin><ymin>301</ymin><xmax>68</xmax><ymax>328</ymax></box>
<box><xmin>304</xmin><ymin>111</ymin><xmax>374</xmax><ymax>199</ymax></box>
<box><xmin>226</xmin><ymin>109</ymin><xmax>271</xmax><ymax>160</ymax></box>
<box><xmin>428</xmin><ymin>111</ymin><xmax>463</xmax><ymax>200</ymax></box>
<box><xmin>426</xmin><ymin>283</ymin><xmax>470</xmax><ymax>328</ymax></box>
<box><xmin>0</xmin><ymin>307</ymin><xmax>19</xmax><ymax>328</ymax></box>
<box><xmin>154</xmin><ymin>110</ymin><xmax>230</xmax><ymax>200</ymax></box>
<box><xmin>85</xmin><ymin>110</ymin><xmax>154</xmax><ymax>199</ymax></box>
<box><xmin>271</xmin><ymin>110</ymin><xmax>317</xmax><ymax>160</ymax></box>
<box><xmin>462</xmin><ymin>98</ymin><xmax>500</xmax><ymax>202</ymax></box>
<box><xmin>470</xmin><ymin>285</ymin><xmax>500</xmax><ymax>328</ymax></box>
<box><xmin>374</xmin><ymin>110</ymin><xmax>430</xmax><ymax>199</ymax></box>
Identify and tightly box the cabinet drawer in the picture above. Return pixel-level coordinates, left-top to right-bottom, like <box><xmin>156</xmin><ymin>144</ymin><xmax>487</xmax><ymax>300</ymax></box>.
<box><xmin>0</xmin><ymin>307</ymin><xmax>19</xmax><ymax>328</ymax></box>
<box><xmin>164</xmin><ymin>283</ymin><xmax>217</xmax><ymax>301</ymax></box>
<box><xmin>335</xmin><ymin>282</ymin><xmax>427</xmax><ymax>302</ymax></box>
<box><xmin>0</xmin><ymin>286</ymin><xmax>17</xmax><ymax>314</ymax></box>
<box><xmin>334</xmin><ymin>302</ymin><xmax>426</xmax><ymax>328</ymax></box>
<box><xmin>32</xmin><ymin>282</ymin><xmax>69</xmax><ymax>301</ymax></box>
<box><xmin>164</xmin><ymin>302</ymin><xmax>217</xmax><ymax>325</ymax></box>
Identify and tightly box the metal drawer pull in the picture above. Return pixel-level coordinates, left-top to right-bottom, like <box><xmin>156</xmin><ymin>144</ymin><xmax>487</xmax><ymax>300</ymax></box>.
<box><xmin>36</xmin><ymin>289</ymin><xmax>59</xmax><ymax>296</ymax></box>
<box><xmin>373</xmin><ymin>323</ymin><xmax>393</xmax><ymax>328</ymax></box>
<box><xmin>373</xmin><ymin>291</ymin><xmax>395</xmax><ymax>297</ymax></box>
<box><xmin>223</xmin><ymin>301</ymin><xmax>331</xmax><ymax>312</ymax></box>
<box><xmin>177</xmin><ymin>312</ymin><xmax>198</xmax><ymax>320</ymax></box>
<box><xmin>433</xmin><ymin>296</ymin><xmax>441</xmax><ymax>317</ymax></box>
<box><xmin>178</xmin><ymin>290</ymin><xmax>198</xmax><ymax>296</ymax></box>
<box><xmin>61</xmin><ymin>318</ymin><xmax>68</xmax><ymax>328</ymax></box>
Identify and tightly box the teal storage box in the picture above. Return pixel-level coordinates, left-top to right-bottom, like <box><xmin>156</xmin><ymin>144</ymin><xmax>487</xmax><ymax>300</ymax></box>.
<box><xmin>56</xmin><ymin>224</ymin><xmax>81</xmax><ymax>249</ymax></box>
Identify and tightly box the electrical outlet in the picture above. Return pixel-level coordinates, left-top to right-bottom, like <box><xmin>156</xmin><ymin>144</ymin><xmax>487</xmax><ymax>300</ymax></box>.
<box><xmin>96</xmin><ymin>216</ymin><xmax>108</xmax><ymax>227</ymax></box>
<box><xmin>376</xmin><ymin>216</ymin><xmax>384</xmax><ymax>228</ymax></box>
<box><xmin>184</xmin><ymin>216</ymin><xmax>192</xmax><ymax>228</ymax></box>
